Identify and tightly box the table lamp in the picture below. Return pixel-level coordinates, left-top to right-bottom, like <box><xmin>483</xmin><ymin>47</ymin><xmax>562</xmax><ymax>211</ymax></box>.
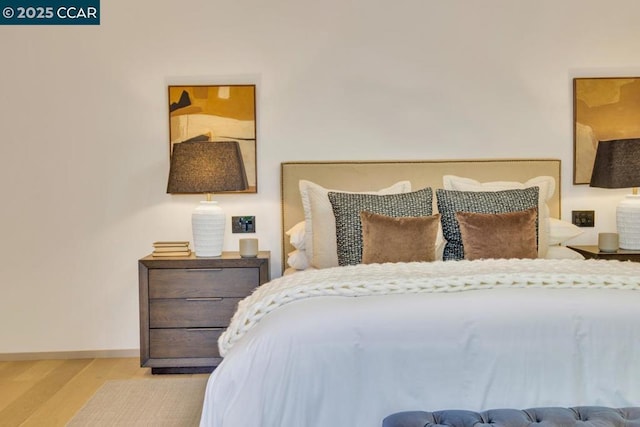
<box><xmin>167</xmin><ymin>141</ymin><xmax>248</xmax><ymax>257</ymax></box>
<box><xmin>589</xmin><ymin>138</ymin><xmax>640</xmax><ymax>250</ymax></box>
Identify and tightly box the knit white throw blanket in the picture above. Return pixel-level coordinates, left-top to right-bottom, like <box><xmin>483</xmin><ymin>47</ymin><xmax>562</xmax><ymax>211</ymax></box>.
<box><xmin>218</xmin><ymin>258</ymin><xmax>640</xmax><ymax>356</ymax></box>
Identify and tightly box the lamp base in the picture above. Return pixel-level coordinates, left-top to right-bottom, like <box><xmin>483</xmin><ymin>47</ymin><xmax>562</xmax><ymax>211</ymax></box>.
<box><xmin>617</xmin><ymin>194</ymin><xmax>640</xmax><ymax>250</ymax></box>
<box><xmin>192</xmin><ymin>201</ymin><xmax>225</xmax><ymax>257</ymax></box>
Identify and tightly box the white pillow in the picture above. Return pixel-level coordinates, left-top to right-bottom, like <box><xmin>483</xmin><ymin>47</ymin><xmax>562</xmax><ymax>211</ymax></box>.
<box><xmin>442</xmin><ymin>175</ymin><xmax>555</xmax><ymax>258</ymax></box>
<box><xmin>545</xmin><ymin>245</ymin><xmax>585</xmax><ymax>260</ymax></box>
<box><xmin>287</xmin><ymin>249</ymin><xmax>311</xmax><ymax>270</ymax></box>
<box><xmin>548</xmin><ymin>218</ymin><xmax>584</xmax><ymax>245</ymax></box>
<box><xmin>299</xmin><ymin>180</ymin><xmax>412</xmax><ymax>269</ymax></box>
<box><xmin>285</xmin><ymin>221</ymin><xmax>306</xmax><ymax>250</ymax></box>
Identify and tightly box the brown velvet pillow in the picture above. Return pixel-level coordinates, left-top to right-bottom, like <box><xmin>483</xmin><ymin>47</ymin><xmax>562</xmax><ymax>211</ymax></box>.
<box><xmin>360</xmin><ymin>211</ymin><xmax>441</xmax><ymax>264</ymax></box>
<box><xmin>456</xmin><ymin>207</ymin><xmax>538</xmax><ymax>260</ymax></box>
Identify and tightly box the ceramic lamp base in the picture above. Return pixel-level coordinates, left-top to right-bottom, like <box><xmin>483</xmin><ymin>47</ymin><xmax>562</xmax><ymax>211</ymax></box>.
<box><xmin>192</xmin><ymin>201</ymin><xmax>225</xmax><ymax>257</ymax></box>
<box><xmin>617</xmin><ymin>194</ymin><xmax>640</xmax><ymax>250</ymax></box>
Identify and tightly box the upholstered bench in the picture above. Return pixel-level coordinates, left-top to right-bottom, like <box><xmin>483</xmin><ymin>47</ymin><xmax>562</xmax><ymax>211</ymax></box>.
<box><xmin>382</xmin><ymin>406</ymin><xmax>640</xmax><ymax>427</ymax></box>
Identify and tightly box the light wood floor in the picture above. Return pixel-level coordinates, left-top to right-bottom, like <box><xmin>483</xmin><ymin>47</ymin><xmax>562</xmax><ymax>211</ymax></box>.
<box><xmin>0</xmin><ymin>357</ymin><xmax>208</xmax><ymax>426</ymax></box>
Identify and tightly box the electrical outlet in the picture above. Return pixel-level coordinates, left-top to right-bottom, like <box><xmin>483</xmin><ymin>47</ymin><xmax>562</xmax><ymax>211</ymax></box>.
<box><xmin>571</xmin><ymin>210</ymin><xmax>595</xmax><ymax>227</ymax></box>
<box><xmin>232</xmin><ymin>216</ymin><xmax>256</xmax><ymax>233</ymax></box>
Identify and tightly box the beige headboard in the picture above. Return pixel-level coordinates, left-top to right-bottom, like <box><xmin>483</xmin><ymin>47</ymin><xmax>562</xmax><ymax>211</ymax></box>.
<box><xmin>281</xmin><ymin>159</ymin><xmax>561</xmax><ymax>270</ymax></box>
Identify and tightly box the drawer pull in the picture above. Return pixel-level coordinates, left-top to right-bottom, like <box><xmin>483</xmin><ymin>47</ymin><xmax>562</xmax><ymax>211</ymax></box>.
<box><xmin>187</xmin><ymin>328</ymin><xmax>225</xmax><ymax>332</ymax></box>
<box><xmin>186</xmin><ymin>297</ymin><xmax>223</xmax><ymax>302</ymax></box>
<box><xmin>187</xmin><ymin>268</ymin><xmax>223</xmax><ymax>272</ymax></box>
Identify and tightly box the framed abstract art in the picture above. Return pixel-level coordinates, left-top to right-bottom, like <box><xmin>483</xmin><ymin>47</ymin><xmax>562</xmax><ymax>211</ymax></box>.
<box><xmin>168</xmin><ymin>84</ymin><xmax>257</xmax><ymax>192</ymax></box>
<box><xmin>573</xmin><ymin>77</ymin><xmax>640</xmax><ymax>184</ymax></box>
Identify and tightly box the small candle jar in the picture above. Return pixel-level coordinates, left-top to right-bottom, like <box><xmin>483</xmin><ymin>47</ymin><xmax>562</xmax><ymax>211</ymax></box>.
<box><xmin>598</xmin><ymin>232</ymin><xmax>619</xmax><ymax>253</ymax></box>
<box><xmin>239</xmin><ymin>238</ymin><xmax>259</xmax><ymax>258</ymax></box>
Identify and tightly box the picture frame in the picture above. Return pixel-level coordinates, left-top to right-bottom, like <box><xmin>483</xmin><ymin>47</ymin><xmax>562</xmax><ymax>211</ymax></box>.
<box><xmin>573</xmin><ymin>77</ymin><xmax>640</xmax><ymax>184</ymax></box>
<box><xmin>168</xmin><ymin>84</ymin><xmax>257</xmax><ymax>193</ymax></box>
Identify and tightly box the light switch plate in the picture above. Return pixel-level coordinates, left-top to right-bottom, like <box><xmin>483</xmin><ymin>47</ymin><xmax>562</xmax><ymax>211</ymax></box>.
<box><xmin>232</xmin><ymin>216</ymin><xmax>255</xmax><ymax>233</ymax></box>
<box><xmin>572</xmin><ymin>210</ymin><xmax>595</xmax><ymax>227</ymax></box>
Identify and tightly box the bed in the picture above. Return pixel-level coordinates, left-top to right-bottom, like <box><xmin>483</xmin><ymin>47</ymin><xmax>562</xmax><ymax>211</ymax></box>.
<box><xmin>200</xmin><ymin>159</ymin><xmax>640</xmax><ymax>427</ymax></box>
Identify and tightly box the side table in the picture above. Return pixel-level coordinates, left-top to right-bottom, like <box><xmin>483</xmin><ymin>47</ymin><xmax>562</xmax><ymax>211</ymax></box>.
<box><xmin>138</xmin><ymin>251</ymin><xmax>270</xmax><ymax>374</ymax></box>
<box><xmin>566</xmin><ymin>245</ymin><xmax>640</xmax><ymax>262</ymax></box>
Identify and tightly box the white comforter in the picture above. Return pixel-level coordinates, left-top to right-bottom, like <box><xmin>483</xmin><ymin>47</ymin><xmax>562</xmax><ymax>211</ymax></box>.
<box><xmin>200</xmin><ymin>259</ymin><xmax>640</xmax><ymax>427</ymax></box>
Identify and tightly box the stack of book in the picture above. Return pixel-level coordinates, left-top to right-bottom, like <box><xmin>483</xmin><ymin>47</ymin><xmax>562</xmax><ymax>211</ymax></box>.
<box><xmin>152</xmin><ymin>241</ymin><xmax>191</xmax><ymax>257</ymax></box>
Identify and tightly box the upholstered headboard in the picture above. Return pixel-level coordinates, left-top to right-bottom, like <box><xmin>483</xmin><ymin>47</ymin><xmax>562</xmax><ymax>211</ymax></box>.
<box><xmin>281</xmin><ymin>159</ymin><xmax>561</xmax><ymax>270</ymax></box>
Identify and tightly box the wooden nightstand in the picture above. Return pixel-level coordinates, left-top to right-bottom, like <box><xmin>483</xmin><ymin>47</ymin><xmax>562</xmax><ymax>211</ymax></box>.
<box><xmin>567</xmin><ymin>245</ymin><xmax>640</xmax><ymax>262</ymax></box>
<box><xmin>138</xmin><ymin>251</ymin><xmax>270</xmax><ymax>374</ymax></box>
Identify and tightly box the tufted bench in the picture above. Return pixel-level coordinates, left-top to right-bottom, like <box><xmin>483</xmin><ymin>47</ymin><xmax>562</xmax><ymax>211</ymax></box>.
<box><xmin>382</xmin><ymin>406</ymin><xmax>640</xmax><ymax>427</ymax></box>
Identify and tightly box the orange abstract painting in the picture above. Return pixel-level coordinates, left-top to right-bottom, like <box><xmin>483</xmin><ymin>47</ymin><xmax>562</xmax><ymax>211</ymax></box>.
<box><xmin>574</xmin><ymin>78</ymin><xmax>640</xmax><ymax>184</ymax></box>
<box><xmin>169</xmin><ymin>85</ymin><xmax>257</xmax><ymax>192</ymax></box>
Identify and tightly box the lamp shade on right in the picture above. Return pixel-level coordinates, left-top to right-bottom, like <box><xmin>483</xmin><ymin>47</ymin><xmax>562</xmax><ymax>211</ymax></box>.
<box><xmin>589</xmin><ymin>138</ymin><xmax>640</xmax><ymax>189</ymax></box>
<box><xmin>590</xmin><ymin>138</ymin><xmax>640</xmax><ymax>250</ymax></box>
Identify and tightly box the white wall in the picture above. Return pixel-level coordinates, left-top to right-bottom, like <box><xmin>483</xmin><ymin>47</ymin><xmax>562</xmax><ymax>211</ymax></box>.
<box><xmin>1</xmin><ymin>0</ymin><xmax>639</xmax><ymax>354</ymax></box>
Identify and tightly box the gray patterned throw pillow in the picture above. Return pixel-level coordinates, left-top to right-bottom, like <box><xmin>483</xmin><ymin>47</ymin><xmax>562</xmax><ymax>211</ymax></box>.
<box><xmin>328</xmin><ymin>188</ymin><xmax>433</xmax><ymax>266</ymax></box>
<box><xmin>436</xmin><ymin>187</ymin><xmax>539</xmax><ymax>261</ymax></box>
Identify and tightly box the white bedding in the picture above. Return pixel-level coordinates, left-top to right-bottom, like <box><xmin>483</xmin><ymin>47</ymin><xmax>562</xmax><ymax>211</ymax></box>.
<box><xmin>200</xmin><ymin>259</ymin><xmax>640</xmax><ymax>427</ymax></box>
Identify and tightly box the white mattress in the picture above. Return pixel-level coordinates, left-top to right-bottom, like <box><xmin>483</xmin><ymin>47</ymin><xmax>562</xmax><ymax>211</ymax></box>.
<box><xmin>200</xmin><ymin>260</ymin><xmax>640</xmax><ymax>427</ymax></box>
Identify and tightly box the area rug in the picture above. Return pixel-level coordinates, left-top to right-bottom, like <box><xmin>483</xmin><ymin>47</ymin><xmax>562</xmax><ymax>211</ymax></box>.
<box><xmin>67</xmin><ymin>377</ymin><xmax>208</xmax><ymax>426</ymax></box>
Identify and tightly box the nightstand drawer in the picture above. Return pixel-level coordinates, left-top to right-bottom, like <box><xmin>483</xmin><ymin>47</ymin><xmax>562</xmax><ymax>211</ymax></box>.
<box><xmin>150</xmin><ymin>328</ymin><xmax>223</xmax><ymax>358</ymax></box>
<box><xmin>149</xmin><ymin>298</ymin><xmax>241</xmax><ymax>328</ymax></box>
<box><xmin>149</xmin><ymin>268</ymin><xmax>258</xmax><ymax>298</ymax></box>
